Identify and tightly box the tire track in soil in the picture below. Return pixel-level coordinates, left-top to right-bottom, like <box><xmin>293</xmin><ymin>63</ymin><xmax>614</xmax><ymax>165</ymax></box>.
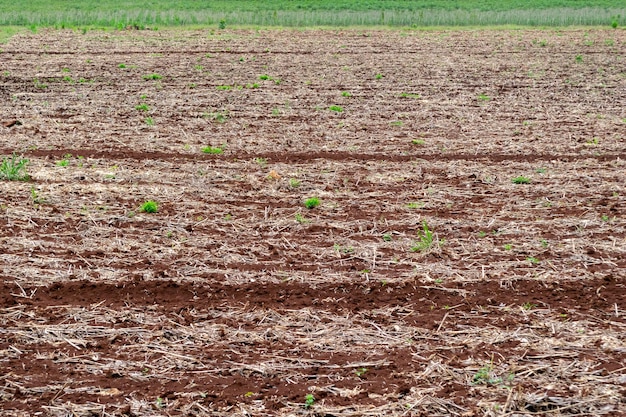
<box><xmin>1</xmin><ymin>276</ymin><xmax>624</xmax><ymax>413</ymax></box>
<box><xmin>2</xmin><ymin>276</ymin><xmax>623</xmax><ymax>327</ymax></box>
<box><xmin>7</xmin><ymin>147</ymin><xmax>626</xmax><ymax>164</ymax></box>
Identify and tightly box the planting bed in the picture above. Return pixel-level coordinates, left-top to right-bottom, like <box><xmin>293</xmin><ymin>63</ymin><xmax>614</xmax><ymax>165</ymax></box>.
<box><xmin>0</xmin><ymin>28</ymin><xmax>625</xmax><ymax>416</ymax></box>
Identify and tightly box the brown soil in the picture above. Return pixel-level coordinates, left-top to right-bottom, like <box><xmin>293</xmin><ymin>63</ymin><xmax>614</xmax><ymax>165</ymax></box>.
<box><xmin>0</xmin><ymin>28</ymin><xmax>624</xmax><ymax>416</ymax></box>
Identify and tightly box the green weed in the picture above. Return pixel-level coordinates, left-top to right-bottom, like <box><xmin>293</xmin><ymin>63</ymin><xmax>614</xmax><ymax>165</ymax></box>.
<box><xmin>304</xmin><ymin>197</ymin><xmax>320</xmax><ymax>209</ymax></box>
<box><xmin>56</xmin><ymin>154</ymin><xmax>72</xmax><ymax>167</ymax></box>
<box><xmin>135</xmin><ymin>103</ymin><xmax>149</xmax><ymax>111</ymax></box>
<box><xmin>202</xmin><ymin>145</ymin><xmax>224</xmax><ymax>154</ymax></box>
<box><xmin>34</xmin><ymin>79</ymin><xmax>47</xmax><ymax>89</ymax></box>
<box><xmin>140</xmin><ymin>200</ymin><xmax>158</xmax><ymax>213</ymax></box>
<box><xmin>411</xmin><ymin>221</ymin><xmax>442</xmax><ymax>253</ymax></box>
<box><xmin>155</xmin><ymin>397</ymin><xmax>165</xmax><ymax>408</ymax></box>
<box><xmin>204</xmin><ymin>111</ymin><xmax>228</xmax><ymax>123</ymax></box>
<box><xmin>143</xmin><ymin>73</ymin><xmax>162</xmax><ymax>80</ymax></box>
<box><xmin>304</xmin><ymin>393</ymin><xmax>315</xmax><ymax>409</ymax></box>
<box><xmin>329</xmin><ymin>105</ymin><xmax>343</xmax><ymax>112</ymax></box>
<box><xmin>512</xmin><ymin>176</ymin><xmax>531</xmax><ymax>184</ymax></box>
<box><xmin>527</xmin><ymin>256</ymin><xmax>540</xmax><ymax>264</ymax></box>
<box><xmin>472</xmin><ymin>363</ymin><xmax>503</xmax><ymax>385</ymax></box>
<box><xmin>0</xmin><ymin>154</ymin><xmax>29</xmax><ymax>181</ymax></box>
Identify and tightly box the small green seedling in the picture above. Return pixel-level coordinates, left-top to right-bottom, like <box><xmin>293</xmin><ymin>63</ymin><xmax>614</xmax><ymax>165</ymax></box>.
<box><xmin>472</xmin><ymin>364</ymin><xmax>502</xmax><ymax>385</ymax></box>
<box><xmin>575</xmin><ymin>54</ymin><xmax>583</xmax><ymax>63</ymax></box>
<box><xmin>143</xmin><ymin>73</ymin><xmax>162</xmax><ymax>80</ymax></box>
<box><xmin>304</xmin><ymin>197</ymin><xmax>320</xmax><ymax>209</ymax></box>
<box><xmin>30</xmin><ymin>187</ymin><xmax>44</xmax><ymax>204</ymax></box>
<box><xmin>295</xmin><ymin>213</ymin><xmax>307</xmax><ymax>224</ymax></box>
<box><xmin>34</xmin><ymin>79</ymin><xmax>47</xmax><ymax>89</ymax></box>
<box><xmin>375</xmin><ymin>73</ymin><xmax>383</xmax><ymax>79</ymax></box>
<box><xmin>329</xmin><ymin>105</ymin><xmax>343</xmax><ymax>112</ymax></box>
<box><xmin>411</xmin><ymin>139</ymin><xmax>425</xmax><ymax>145</ymax></box>
<box><xmin>407</xmin><ymin>202</ymin><xmax>424</xmax><ymax>209</ymax></box>
<box><xmin>355</xmin><ymin>367</ymin><xmax>368</xmax><ymax>377</ymax></box>
<box><xmin>477</xmin><ymin>93</ymin><xmax>490</xmax><ymax>102</ymax></box>
<box><xmin>118</xmin><ymin>63</ymin><xmax>126</xmax><ymax>68</ymax></box>
<box><xmin>382</xmin><ymin>233</ymin><xmax>392</xmax><ymax>242</ymax></box>
<box><xmin>411</xmin><ymin>221</ymin><xmax>442</xmax><ymax>252</ymax></box>
<box><xmin>522</xmin><ymin>302</ymin><xmax>536</xmax><ymax>310</ymax></box>
<box><xmin>512</xmin><ymin>176</ymin><xmax>531</xmax><ymax>184</ymax></box>
<box><xmin>202</xmin><ymin>146</ymin><xmax>223</xmax><ymax>154</ymax></box>
<box><xmin>289</xmin><ymin>178</ymin><xmax>301</xmax><ymax>188</ymax></box>
<box><xmin>204</xmin><ymin>111</ymin><xmax>228</xmax><ymax>123</ymax></box>
<box><xmin>304</xmin><ymin>394</ymin><xmax>315</xmax><ymax>409</ymax></box>
<box><xmin>0</xmin><ymin>154</ymin><xmax>30</xmax><ymax>181</ymax></box>
<box><xmin>144</xmin><ymin>117</ymin><xmax>154</xmax><ymax>125</ymax></box>
<box><xmin>140</xmin><ymin>200</ymin><xmax>158</xmax><ymax>213</ymax></box>
<box><xmin>155</xmin><ymin>397</ymin><xmax>165</xmax><ymax>408</ymax></box>
<box><xmin>527</xmin><ymin>256</ymin><xmax>540</xmax><ymax>264</ymax></box>
<box><xmin>135</xmin><ymin>103</ymin><xmax>149</xmax><ymax>111</ymax></box>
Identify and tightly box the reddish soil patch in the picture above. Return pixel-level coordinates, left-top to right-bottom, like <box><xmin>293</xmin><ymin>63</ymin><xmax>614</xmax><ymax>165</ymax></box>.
<box><xmin>0</xmin><ymin>28</ymin><xmax>624</xmax><ymax>416</ymax></box>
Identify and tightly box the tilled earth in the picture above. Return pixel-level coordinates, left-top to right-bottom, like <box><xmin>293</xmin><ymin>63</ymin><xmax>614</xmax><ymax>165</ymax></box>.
<box><xmin>0</xmin><ymin>28</ymin><xmax>624</xmax><ymax>416</ymax></box>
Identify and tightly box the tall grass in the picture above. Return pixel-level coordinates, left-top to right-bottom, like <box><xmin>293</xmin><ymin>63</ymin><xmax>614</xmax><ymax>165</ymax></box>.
<box><xmin>0</xmin><ymin>1</ymin><xmax>623</xmax><ymax>28</ymax></box>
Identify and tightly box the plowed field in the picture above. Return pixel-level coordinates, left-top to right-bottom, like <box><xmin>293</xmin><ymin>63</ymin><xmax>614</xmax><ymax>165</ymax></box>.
<box><xmin>0</xmin><ymin>28</ymin><xmax>625</xmax><ymax>416</ymax></box>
